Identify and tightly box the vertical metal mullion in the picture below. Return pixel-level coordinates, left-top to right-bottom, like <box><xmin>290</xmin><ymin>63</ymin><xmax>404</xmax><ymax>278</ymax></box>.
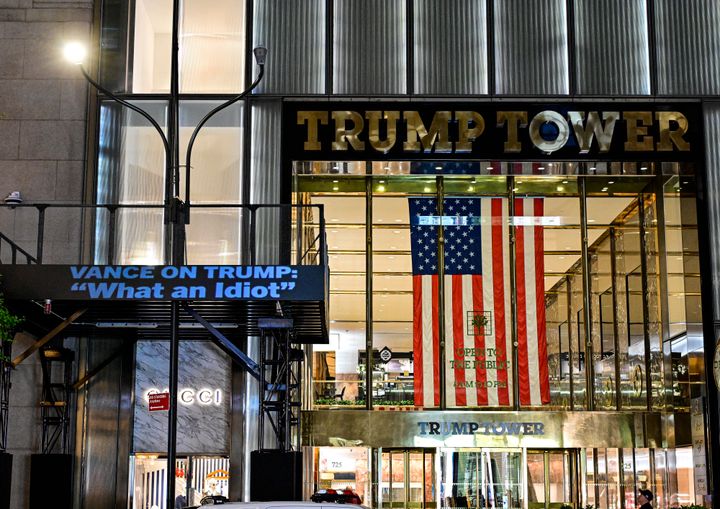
<box><xmin>405</xmin><ymin>451</ymin><xmax>411</xmax><ymax>509</ymax></box>
<box><xmin>421</xmin><ymin>450</ymin><xmax>426</xmax><ymax>509</ymax></box>
<box><xmin>509</xmin><ymin>176</ymin><xmax>519</xmax><ymax>409</ymax></box>
<box><xmin>638</xmin><ymin>194</ymin><xmax>653</xmax><ymax>411</ymax></box>
<box><xmin>245</xmin><ymin>0</ymin><xmax>254</xmax><ymax>91</ymax></box>
<box><xmin>486</xmin><ymin>0</ymin><xmax>495</xmax><ymax>95</ymax></box>
<box><xmin>593</xmin><ymin>449</ymin><xmax>600</xmax><ymax>508</ymax></box>
<box><xmin>566</xmin><ymin>0</ymin><xmax>576</xmax><ymax>95</ymax></box>
<box><xmin>653</xmin><ymin>176</ymin><xmax>674</xmax><ymax>411</ymax></box>
<box><xmin>579</xmin><ymin>178</ymin><xmax>595</xmax><ymax>410</ymax></box>
<box><xmin>566</xmin><ymin>275</ymin><xmax>574</xmax><ymax>409</ymax></box>
<box><xmin>366</xmin><ymin>172</ymin><xmax>373</xmax><ymax>410</ymax></box>
<box><xmin>372</xmin><ymin>448</ymin><xmax>379</xmax><ymax>509</ymax></box>
<box><xmin>406</xmin><ymin>0</ymin><xmax>414</xmax><ymax>95</ymax></box>
<box><xmin>326</xmin><ymin>0</ymin><xmax>334</xmax><ymax>94</ymax></box>
<box><xmin>610</xmin><ymin>229</ymin><xmax>622</xmax><ymax>411</ymax></box>
<box><xmin>646</xmin><ymin>0</ymin><xmax>658</xmax><ymax>96</ymax></box>
<box><xmin>544</xmin><ymin>451</ymin><xmax>551</xmax><ymax>508</ymax></box>
<box><xmin>437</xmin><ymin>176</ymin><xmax>446</xmax><ymax>409</ymax></box>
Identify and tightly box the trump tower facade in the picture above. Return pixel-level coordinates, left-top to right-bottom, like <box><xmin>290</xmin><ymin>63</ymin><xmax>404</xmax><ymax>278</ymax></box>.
<box><xmin>4</xmin><ymin>2</ymin><xmax>720</xmax><ymax>509</ymax></box>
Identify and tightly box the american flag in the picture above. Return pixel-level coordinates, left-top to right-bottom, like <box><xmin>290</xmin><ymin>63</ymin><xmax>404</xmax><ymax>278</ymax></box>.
<box><xmin>409</xmin><ymin>196</ymin><xmax>550</xmax><ymax>407</ymax></box>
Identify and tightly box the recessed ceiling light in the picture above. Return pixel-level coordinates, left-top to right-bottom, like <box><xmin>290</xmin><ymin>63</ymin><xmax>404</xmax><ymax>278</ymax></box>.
<box><xmin>423</xmin><ymin>187</ymin><xmax>431</xmax><ymax>192</ymax></box>
<box><xmin>562</xmin><ymin>180</ymin><xmax>568</xmax><ymax>184</ymax></box>
<box><xmin>512</xmin><ymin>188</ymin><xmax>519</xmax><ymax>192</ymax></box>
<box><xmin>332</xmin><ymin>186</ymin><xmax>339</xmax><ymax>191</ymax></box>
<box><xmin>538</xmin><ymin>166</ymin><xmax>545</xmax><ymax>171</ymax></box>
<box><xmin>608</xmin><ymin>181</ymin><xmax>615</xmax><ymax>184</ymax></box>
<box><xmin>487</xmin><ymin>166</ymin><xmax>493</xmax><ymax>170</ymax></box>
<box><xmin>435</xmin><ymin>165</ymin><xmax>442</xmax><ymax>170</ymax></box>
<box><xmin>333</xmin><ymin>180</ymin><xmax>339</xmax><ymax>183</ymax></box>
<box><xmin>556</xmin><ymin>186</ymin><xmax>564</xmax><ymax>192</ymax></box>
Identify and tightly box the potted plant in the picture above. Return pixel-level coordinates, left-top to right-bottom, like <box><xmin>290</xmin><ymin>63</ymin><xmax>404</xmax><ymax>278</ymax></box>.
<box><xmin>0</xmin><ymin>296</ymin><xmax>21</xmax><ymax>509</ymax></box>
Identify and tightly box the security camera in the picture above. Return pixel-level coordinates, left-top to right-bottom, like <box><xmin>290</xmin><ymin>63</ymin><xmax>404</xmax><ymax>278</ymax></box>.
<box><xmin>4</xmin><ymin>191</ymin><xmax>22</xmax><ymax>206</ymax></box>
<box><xmin>253</xmin><ymin>46</ymin><xmax>268</xmax><ymax>66</ymax></box>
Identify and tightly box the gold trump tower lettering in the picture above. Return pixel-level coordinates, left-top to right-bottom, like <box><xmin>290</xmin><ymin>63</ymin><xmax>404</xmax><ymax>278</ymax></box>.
<box><xmin>296</xmin><ymin>109</ymin><xmax>691</xmax><ymax>155</ymax></box>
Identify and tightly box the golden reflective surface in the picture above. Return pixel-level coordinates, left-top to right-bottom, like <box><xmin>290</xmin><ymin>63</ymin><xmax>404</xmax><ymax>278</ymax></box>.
<box><xmin>302</xmin><ymin>410</ymin><xmax>663</xmax><ymax>449</ymax></box>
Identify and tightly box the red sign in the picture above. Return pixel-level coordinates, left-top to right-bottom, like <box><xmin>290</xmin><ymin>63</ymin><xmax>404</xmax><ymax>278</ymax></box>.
<box><xmin>148</xmin><ymin>392</ymin><xmax>170</xmax><ymax>411</ymax></box>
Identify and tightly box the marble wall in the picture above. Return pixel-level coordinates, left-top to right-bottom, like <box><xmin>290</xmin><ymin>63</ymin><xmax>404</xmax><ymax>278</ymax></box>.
<box><xmin>133</xmin><ymin>340</ymin><xmax>232</xmax><ymax>454</ymax></box>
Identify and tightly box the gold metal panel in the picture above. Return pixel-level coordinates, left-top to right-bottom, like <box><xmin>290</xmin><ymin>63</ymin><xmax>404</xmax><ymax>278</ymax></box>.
<box><xmin>302</xmin><ymin>410</ymin><xmax>664</xmax><ymax>449</ymax></box>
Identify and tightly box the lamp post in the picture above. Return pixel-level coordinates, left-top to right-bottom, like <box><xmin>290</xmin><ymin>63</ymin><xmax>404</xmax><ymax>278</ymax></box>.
<box><xmin>64</xmin><ymin>41</ymin><xmax>266</xmax><ymax>507</ymax></box>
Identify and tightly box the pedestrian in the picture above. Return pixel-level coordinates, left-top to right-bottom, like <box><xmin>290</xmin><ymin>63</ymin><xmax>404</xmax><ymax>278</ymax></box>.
<box><xmin>638</xmin><ymin>489</ymin><xmax>653</xmax><ymax>509</ymax></box>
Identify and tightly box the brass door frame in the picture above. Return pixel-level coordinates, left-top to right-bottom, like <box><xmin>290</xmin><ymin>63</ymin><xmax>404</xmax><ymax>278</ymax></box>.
<box><xmin>380</xmin><ymin>448</ymin><xmax>436</xmax><ymax>509</ymax></box>
<box><xmin>527</xmin><ymin>449</ymin><xmax>580</xmax><ymax>509</ymax></box>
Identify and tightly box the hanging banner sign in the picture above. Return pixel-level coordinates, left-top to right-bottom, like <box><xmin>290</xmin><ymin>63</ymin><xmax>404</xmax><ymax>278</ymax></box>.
<box><xmin>0</xmin><ymin>265</ymin><xmax>326</xmax><ymax>301</ymax></box>
<box><xmin>284</xmin><ymin>101</ymin><xmax>701</xmax><ymax>162</ymax></box>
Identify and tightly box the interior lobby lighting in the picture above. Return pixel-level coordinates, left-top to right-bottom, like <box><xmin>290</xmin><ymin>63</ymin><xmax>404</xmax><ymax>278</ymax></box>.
<box><xmin>608</xmin><ymin>181</ymin><xmax>615</xmax><ymax>184</ymax></box>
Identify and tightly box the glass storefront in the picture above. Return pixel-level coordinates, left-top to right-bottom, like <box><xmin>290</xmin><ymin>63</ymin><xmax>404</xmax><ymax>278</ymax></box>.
<box><xmin>297</xmin><ymin>158</ymin><xmax>706</xmax><ymax>508</ymax></box>
<box><xmin>131</xmin><ymin>455</ymin><xmax>230</xmax><ymax>509</ymax></box>
<box><xmin>295</xmin><ymin>161</ymin><xmax>702</xmax><ymax>413</ymax></box>
<box><xmin>311</xmin><ymin>445</ymin><xmax>700</xmax><ymax>509</ymax></box>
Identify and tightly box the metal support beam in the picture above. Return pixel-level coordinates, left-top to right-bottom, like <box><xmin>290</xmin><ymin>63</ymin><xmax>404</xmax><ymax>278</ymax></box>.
<box><xmin>257</xmin><ymin>322</ymin><xmax>300</xmax><ymax>452</ymax></box>
<box><xmin>10</xmin><ymin>308</ymin><xmax>87</xmax><ymax>368</ymax></box>
<box><xmin>182</xmin><ymin>302</ymin><xmax>262</xmax><ymax>381</ymax></box>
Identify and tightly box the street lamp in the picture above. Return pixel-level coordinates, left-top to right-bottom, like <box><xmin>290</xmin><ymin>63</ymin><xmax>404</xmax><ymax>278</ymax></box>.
<box><xmin>63</xmin><ymin>41</ymin><xmax>267</xmax><ymax>261</ymax></box>
<box><xmin>64</xmin><ymin>41</ymin><xmax>266</xmax><ymax>508</ymax></box>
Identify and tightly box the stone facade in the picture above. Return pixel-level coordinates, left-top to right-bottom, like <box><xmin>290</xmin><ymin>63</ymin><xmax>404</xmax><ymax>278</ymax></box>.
<box><xmin>1</xmin><ymin>0</ymin><xmax>90</xmax><ymax>507</ymax></box>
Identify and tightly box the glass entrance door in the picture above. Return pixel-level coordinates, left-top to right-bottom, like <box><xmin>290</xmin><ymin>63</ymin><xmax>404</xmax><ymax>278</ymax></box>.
<box><xmin>440</xmin><ymin>448</ymin><xmax>523</xmax><ymax>509</ymax></box>
<box><xmin>380</xmin><ymin>449</ymin><xmax>436</xmax><ymax>509</ymax></box>
<box><xmin>527</xmin><ymin>450</ymin><xmax>580</xmax><ymax>509</ymax></box>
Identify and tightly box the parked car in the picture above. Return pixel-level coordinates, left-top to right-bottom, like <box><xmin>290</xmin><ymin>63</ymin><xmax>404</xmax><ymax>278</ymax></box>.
<box><xmin>310</xmin><ymin>489</ymin><xmax>362</xmax><ymax>505</ymax></box>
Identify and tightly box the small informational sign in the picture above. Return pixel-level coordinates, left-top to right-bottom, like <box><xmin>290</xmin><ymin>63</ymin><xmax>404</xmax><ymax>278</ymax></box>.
<box><xmin>148</xmin><ymin>392</ymin><xmax>170</xmax><ymax>412</ymax></box>
<box><xmin>379</xmin><ymin>347</ymin><xmax>392</xmax><ymax>363</ymax></box>
<box><xmin>691</xmin><ymin>398</ymin><xmax>708</xmax><ymax>501</ymax></box>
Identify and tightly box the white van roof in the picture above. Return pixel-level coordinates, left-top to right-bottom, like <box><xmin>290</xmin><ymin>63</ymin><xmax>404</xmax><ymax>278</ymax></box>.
<box><xmin>217</xmin><ymin>503</ymin><xmax>370</xmax><ymax>509</ymax></box>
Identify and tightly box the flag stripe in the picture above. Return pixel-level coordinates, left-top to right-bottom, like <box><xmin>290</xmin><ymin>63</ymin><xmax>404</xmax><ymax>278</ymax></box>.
<box><xmin>471</xmin><ymin>274</ymin><xmax>486</xmax><ymax>405</ymax></box>
<box><xmin>451</xmin><ymin>275</ymin><xmax>466</xmax><ymax>406</ymax></box>
<box><xmin>535</xmin><ymin>198</ymin><xmax>551</xmax><ymax>403</ymax></box>
<box><xmin>492</xmin><ymin>198</ymin><xmax>510</xmax><ymax>405</ymax></box>
<box><xmin>521</xmin><ymin>198</ymin><xmax>541</xmax><ymax>404</ymax></box>
<box><xmin>413</xmin><ymin>275</ymin><xmax>424</xmax><ymax>407</ymax></box>
<box><xmin>514</xmin><ymin>198</ymin><xmax>531</xmax><ymax>405</ymax></box>
<box><xmin>431</xmin><ymin>276</ymin><xmax>440</xmax><ymax>406</ymax></box>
